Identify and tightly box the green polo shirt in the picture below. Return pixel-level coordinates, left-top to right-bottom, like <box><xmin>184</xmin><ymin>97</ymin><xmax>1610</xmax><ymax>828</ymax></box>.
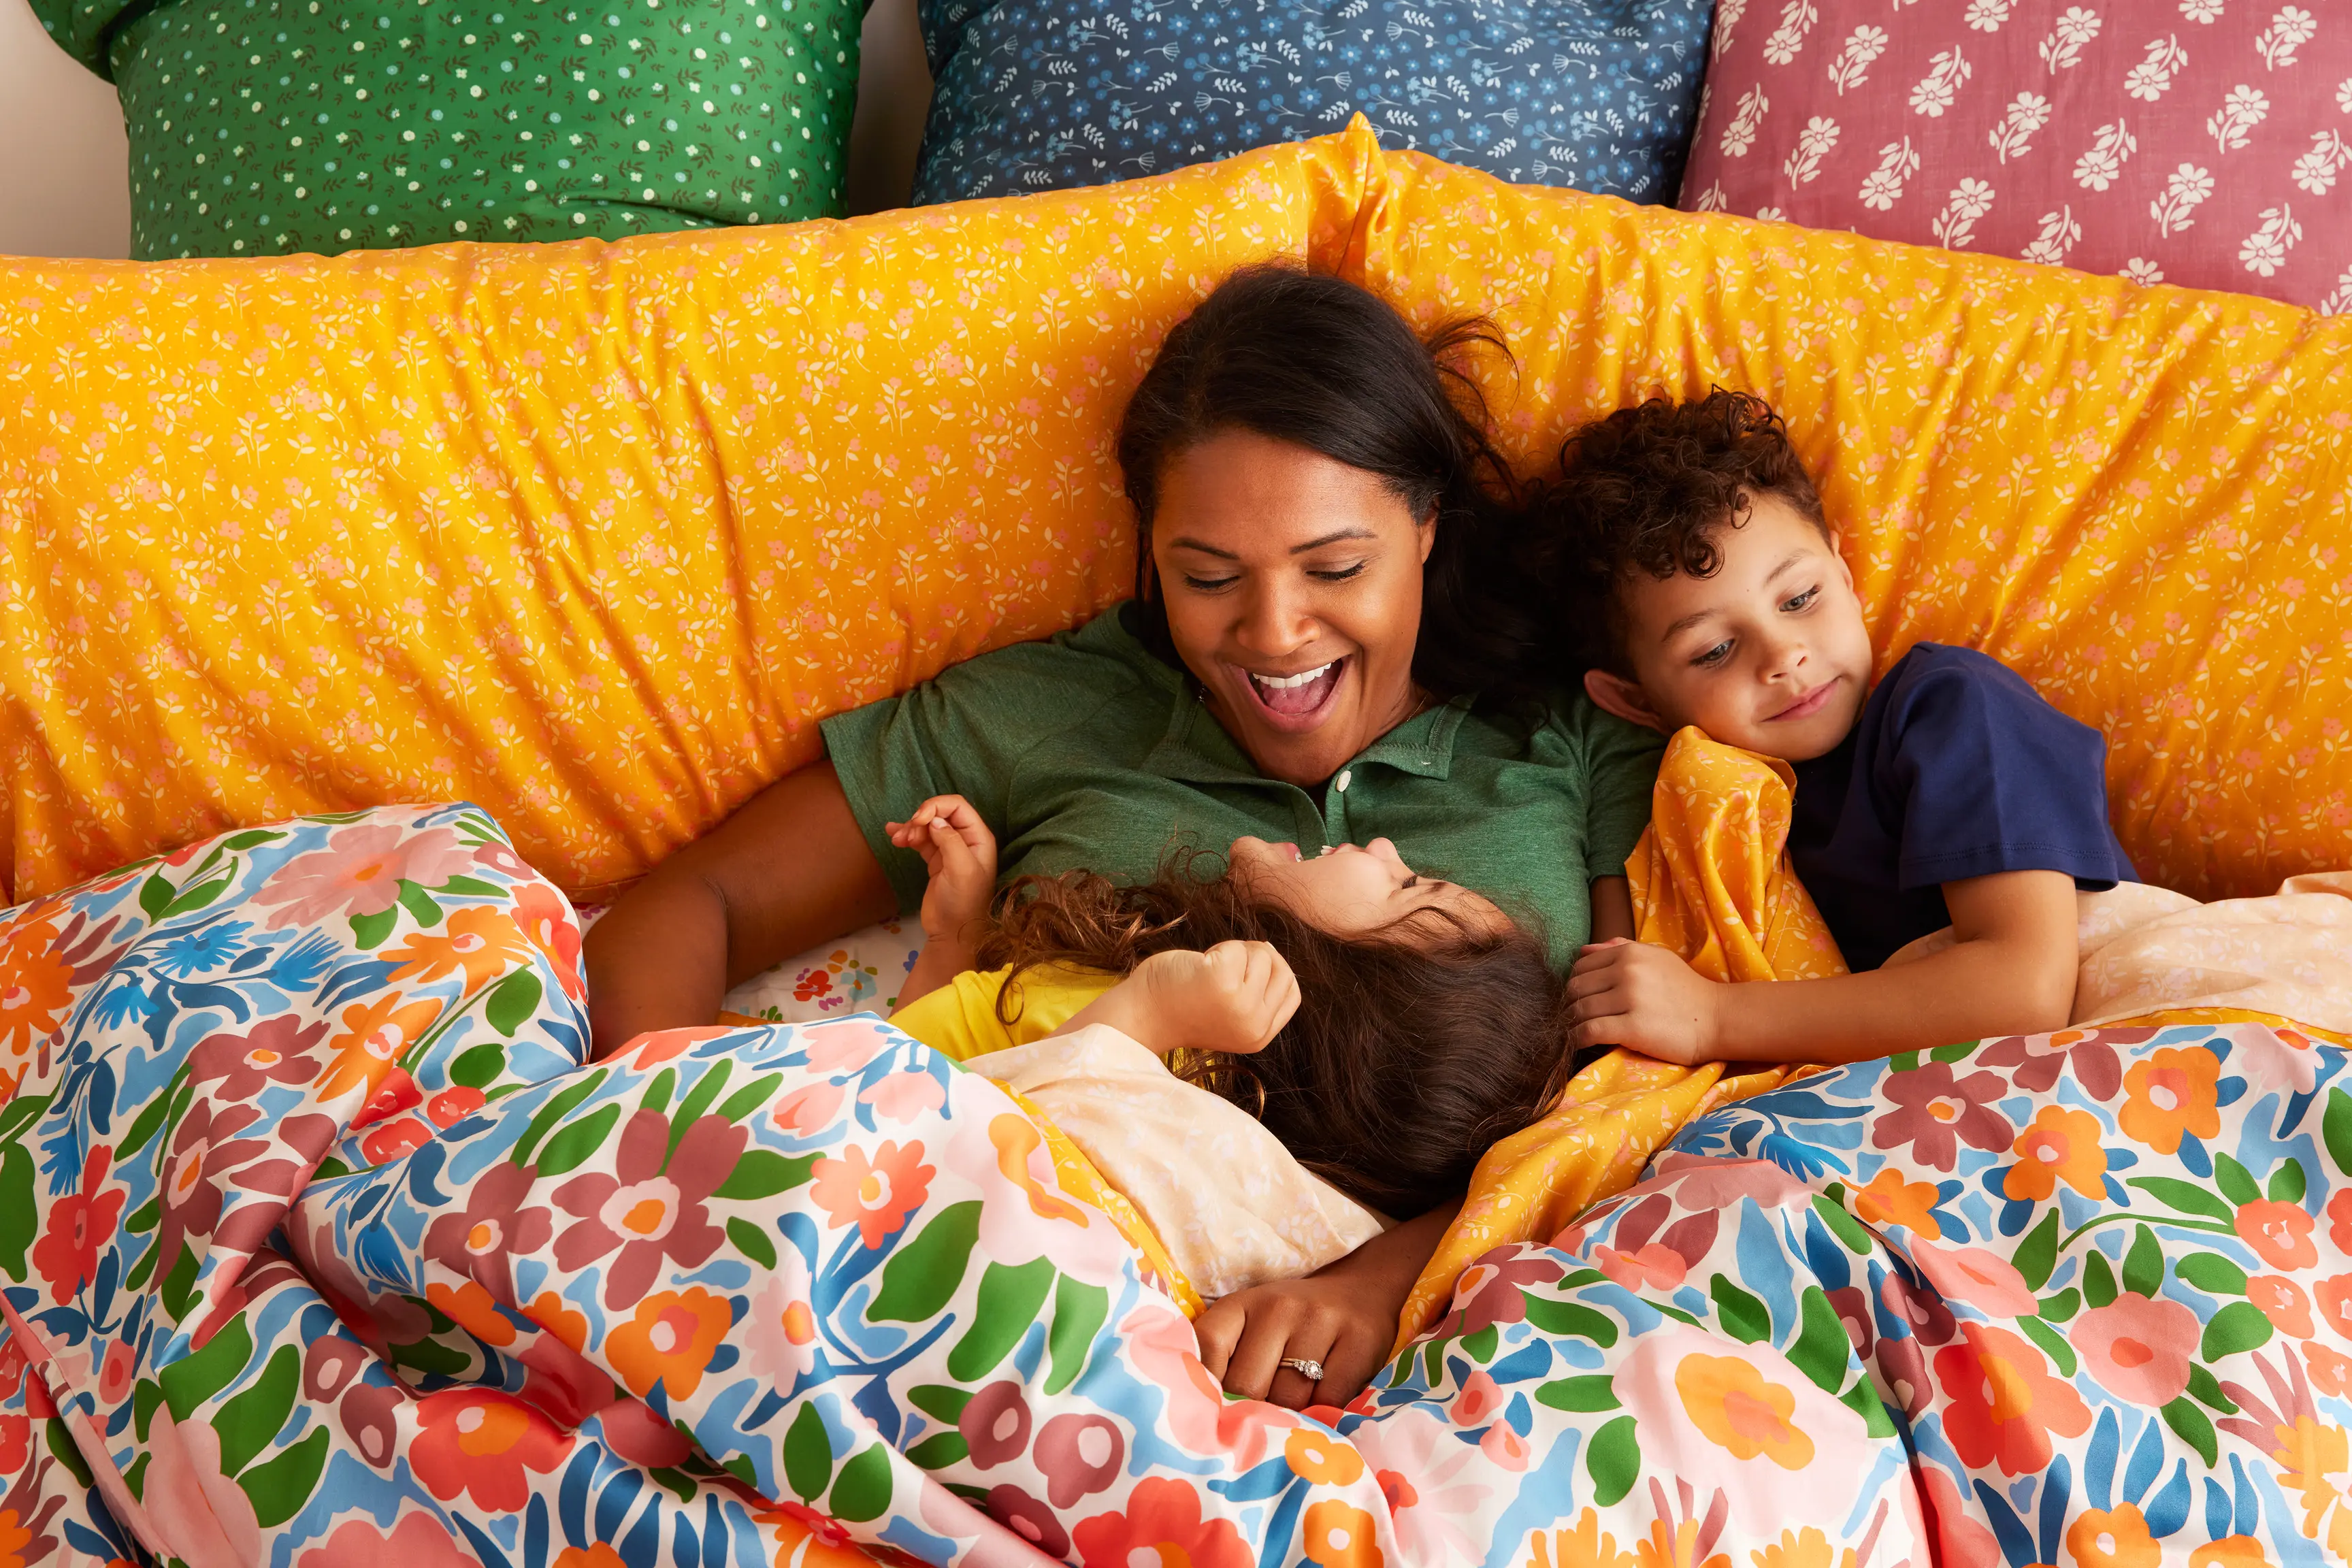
<box><xmin>820</xmin><ymin>604</ymin><xmax>1663</xmax><ymax>970</ymax></box>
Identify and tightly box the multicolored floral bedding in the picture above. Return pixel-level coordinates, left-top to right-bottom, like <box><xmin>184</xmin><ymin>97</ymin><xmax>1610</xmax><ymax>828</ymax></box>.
<box><xmin>1</xmin><ymin>808</ymin><xmax>2347</xmax><ymax>1567</ymax></box>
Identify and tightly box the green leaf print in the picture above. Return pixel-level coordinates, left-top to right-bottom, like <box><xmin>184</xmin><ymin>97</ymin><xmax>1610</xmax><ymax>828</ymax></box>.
<box><xmin>830</xmin><ymin>1443</ymin><xmax>894</xmax><ymax>1523</ymax></box>
<box><xmin>784</xmin><ymin>1403</ymin><xmax>833</xmax><ymax>1502</ymax></box>
<box><xmin>2200</xmin><ymin>1301</ymin><xmax>2273</xmax><ymax>1360</ymax></box>
<box><xmin>215</xmin><ymin>1345</ymin><xmax>301</xmax><ymax>1475</ymax></box>
<box><xmin>160</xmin><ymin>1315</ymin><xmax>255</xmax><ymax>1423</ymax></box>
<box><xmin>1045</xmin><ymin>1277</ymin><xmax>1109</xmax><ymax>1395</ymax></box>
<box><xmin>1708</xmin><ymin>1273</ymin><xmax>1770</xmax><ymax>1345</ymax></box>
<box><xmin>1586</xmin><ymin>1415</ymin><xmax>1642</xmax><ymax>1507</ymax></box>
<box><xmin>485</xmin><ymin>969</ymin><xmax>544</xmax><ymax>1037</ymax></box>
<box><xmin>2212</xmin><ymin>1152</ymin><xmax>2262</xmax><ymax>1207</ymax></box>
<box><xmin>946</xmin><ymin>1260</ymin><xmax>1055</xmax><ymax>1382</ymax></box>
<box><xmin>869</xmin><ymin>1202</ymin><xmax>983</xmax><ymax>1324</ymax></box>
<box><xmin>2161</xmin><ymin>1395</ymin><xmax>2219</xmax><ymax>1468</ymax></box>
<box><xmin>241</xmin><ymin>1427</ymin><xmax>331</xmax><ymax>1529</ymax></box>
<box><xmin>713</xmin><ymin>1149</ymin><xmax>818</xmax><ymax>1202</ymax></box>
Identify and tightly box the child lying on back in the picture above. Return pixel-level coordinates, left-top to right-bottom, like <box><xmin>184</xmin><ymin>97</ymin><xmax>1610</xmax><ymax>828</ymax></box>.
<box><xmin>875</xmin><ymin>793</ymin><xmax>1575</xmax><ymax>1339</ymax></box>
<box><xmin>1544</xmin><ymin>390</ymin><xmax>2137</xmax><ymax>1066</ymax></box>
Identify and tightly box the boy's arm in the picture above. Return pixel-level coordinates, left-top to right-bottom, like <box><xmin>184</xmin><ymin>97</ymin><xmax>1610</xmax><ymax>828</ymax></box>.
<box><xmin>1569</xmin><ymin>868</ymin><xmax>2078</xmax><ymax>1065</ymax></box>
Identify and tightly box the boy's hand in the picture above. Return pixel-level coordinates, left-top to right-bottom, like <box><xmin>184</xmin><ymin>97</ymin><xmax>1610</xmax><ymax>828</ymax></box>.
<box><xmin>885</xmin><ymin>795</ymin><xmax>997</xmax><ymax>948</ymax></box>
<box><xmin>1568</xmin><ymin>939</ymin><xmax>1723</xmax><ymax>1066</ymax></box>
<box><xmin>1088</xmin><ymin>940</ymin><xmax>1301</xmax><ymax>1058</ymax></box>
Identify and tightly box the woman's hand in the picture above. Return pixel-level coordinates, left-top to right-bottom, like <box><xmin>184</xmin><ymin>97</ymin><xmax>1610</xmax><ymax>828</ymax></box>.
<box><xmin>886</xmin><ymin>795</ymin><xmax>998</xmax><ymax>953</ymax></box>
<box><xmin>1567</xmin><ymin>938</ymin><xmax>1724</xmax><ymax>1065</ymax></box>
<box><xmin>1194</xmin><ymin>1203</ymin><xmax>1455</xmax><ymax>1409</ymax></box>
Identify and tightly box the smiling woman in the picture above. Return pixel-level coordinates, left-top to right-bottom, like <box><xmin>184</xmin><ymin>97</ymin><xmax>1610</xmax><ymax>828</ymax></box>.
<box><xmin>583</xmin><ymin>263</ymin><xmax>1665</xmax><ymax>1410</ymax></box>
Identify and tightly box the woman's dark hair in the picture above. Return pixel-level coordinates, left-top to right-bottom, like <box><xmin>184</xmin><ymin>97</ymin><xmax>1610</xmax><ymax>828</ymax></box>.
<box><xmin>975</xmin><ymin>859</ymin><xmax>1573</xmax><ymax>1218</ymax></box>
<box><xmin>1115</xmin><ymin>263</ymin><xmax>1544</xmax><ymax>708</ymax></box>
<box><xmin>1529</xmin><ymin>389</ymin><xmax>1828</xmax><ymax>679</ymax></box>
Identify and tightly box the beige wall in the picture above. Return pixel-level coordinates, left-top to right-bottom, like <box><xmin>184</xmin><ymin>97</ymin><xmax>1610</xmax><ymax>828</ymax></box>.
<box><xmin>0</xmin><ymin>0</ymin><xmax>133</xmax><ymax>259</ymax></box>
<box><xmin>0</xmin><ymin>0</ymin><xmax>930</xmax><ymax>260</ymax></box>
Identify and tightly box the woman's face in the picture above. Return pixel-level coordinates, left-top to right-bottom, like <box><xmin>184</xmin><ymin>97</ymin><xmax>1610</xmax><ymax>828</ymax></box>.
<box><xmin>1228</xmin><ymin>835</ymin><xmax>1503</xmax><ymax>937</ymax></box>
<box><xmin>1151</xmin><ymin>429</ymin><xmax>1433</xmax><ymax>787</ymax></box>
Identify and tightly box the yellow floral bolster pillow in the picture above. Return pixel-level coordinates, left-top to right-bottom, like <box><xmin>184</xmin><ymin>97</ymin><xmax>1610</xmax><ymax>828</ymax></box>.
<box><xmin>0</xmin><ymin>131</ymin><xmax>1375</xmax><ymax>904</ymax></box>
<box><xmin>3</xmin><ymin>118</ymin><xmax>2349</xmax><ymax>906</ymax></box>
<box><xmin>1337</xmin><ymin>146</ymin><xmax>2352</xmax><ymax>902</ymax></box>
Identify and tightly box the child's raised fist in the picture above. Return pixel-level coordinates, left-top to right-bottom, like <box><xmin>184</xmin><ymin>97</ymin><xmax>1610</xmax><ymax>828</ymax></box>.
<box><xmin>1126</xmin><ymin>940</ymin><xmax>1302</xmax><ymax>1058</ymax></box>
<box><xmin>885</xmin><ymin>795</ymin><xmax>998</xmax><ymax>950</ymax></box>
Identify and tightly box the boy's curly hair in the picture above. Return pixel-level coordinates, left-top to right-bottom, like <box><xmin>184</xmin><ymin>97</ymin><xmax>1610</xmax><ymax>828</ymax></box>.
<box><xmin>1531</xmin><ymin>389</ymin><xmax>1828</xmax><ymax>677</ymax></box>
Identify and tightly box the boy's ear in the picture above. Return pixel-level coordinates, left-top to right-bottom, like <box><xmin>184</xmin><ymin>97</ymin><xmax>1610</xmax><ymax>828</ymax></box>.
<box><xmin>1583</xmin><ymin>668</ymin><xmax>1673</xmax><ymax>735</ymax></box>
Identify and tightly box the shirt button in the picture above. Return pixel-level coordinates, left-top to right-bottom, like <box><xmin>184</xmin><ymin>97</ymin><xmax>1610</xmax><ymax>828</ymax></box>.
<box><xmin>1335</xmin><ymin>770</ymin><xmax>1352</xmax><ymax>792</ymax></box>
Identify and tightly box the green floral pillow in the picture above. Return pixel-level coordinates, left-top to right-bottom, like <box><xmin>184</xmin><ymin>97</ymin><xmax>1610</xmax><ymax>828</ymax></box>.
<box><xmin>32</xmin><ymin>0</ymin><xmax>866</xmax><ymax>259</ymax></box>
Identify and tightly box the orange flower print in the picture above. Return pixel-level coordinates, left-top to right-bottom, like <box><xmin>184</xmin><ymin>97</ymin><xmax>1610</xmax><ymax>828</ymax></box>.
<box><xmin>2116</xmin><ymin>1047</ymin><xmax>2220</xmax><ymax>1154</ymax></box>
<box><xmin>1285</xmin><ymin>1426</ymin><xmax>1366</xmax><ymax>1486</ymax></box>
<box><xmin>1853</xmin><ymin>1168</ymin><xmax>1944</xmax><ymax>1239</ymax></box>
<box><xmin>2308</xmin><ymin>1344</ymin><xmax>2352</xmax><ymax>1398</ymax></box>
<box><xmin>2065</xmin><ymin>1503</ymin><xmax>2159</xmax><ymax>1568</ymax></box>
<box><xmin>2317</xmin><ymin>1275</ymin><xmax>2352</xmax><ymax>1339</ymax></box>
<box><xmin>386</xmin><ymin>907</ymin><xmax>532</xmax><ymax>993</ymax></box>
<box><xmin>523</xmin><ymin>1291</ymin><xmax>589</xmax><ymax>1354</ymax></box>
<box><xmin>1301</xmin><ymin>1501</ymin><xmax>1382</xmax><ymax>1568</ymax></box>
<box><xmin>0</xmin><ymin>1507</ymin><xmax>33</xmax><ymax>1568</ymax></box>
<box><xmin>2328</xmin><ymin>1188</ymin><xmax>2352</xmax><ymax>1254</ymax></box>
<box><xmin>2270</xmin><ymin>1414</ymin><xmax>2349</xmax><ymax>1548</ymax></box>
<box><xmin>512</xmin><ymin>881</ymin><xmax>585</xmax><ymax>1001</ymax></box>
<box><xmin>1069</xmin><ymin>1477</ymin><xmax>1252</xmax><ymax>1568</ymax></box>
<box><xmin>606</xmin><ymin>1287</ymin><xmax>733</xmax><ymax>1402</ymax></box>
<box><xmin>2234</xmin><ymin>1200</ymin><xmax>2317</xmax><ymax>1272</ymax></box>
<box><xmin>553</xmin><ymin>1547</ymin><xmax>630</xmax><ymax>1568</ymax></box>
<box><xmin>2004</xmin><ymin>1107</ymin><xmax>2109</xmax><ymax>1202</ymax></box>
<box><xmin>318</xmin><ymin>992</ymin><xmax>444</xmax><ymax>1099</ymax></box>
<box><xmin>1633</xmin><ymin>1516</ymin><xmax>1731</xmax><ymax>1568</ymax></box>
<box><xmin>408</xmin><ymin>1388</ymin><xmax>573</xmax><ymax>1512</ymax></box>
<box><xmin>2249</xmin><ymin>1275</ymin><xmax>2314</xmax><ymax>1339</ymax></box>
<box><xmin>1672</xmin><ymin>1354</ymin><xmax>1815</xmax><ymax>1469</ymax></box>
<box><xmin>1935</xmin><ymin>1324</ymin><xmax>2091</xmax><ymax>1476</ymax></box>
<box><xmin>2187</xmin><ymin>1537</ymin><xmax>2273</xmax><ymax>1568</ymax></box>
<box><xmin>1749</xmin><ymin>1528</ymin><xmax>1840</xmax><ymax>1568</ymax></box>
<box><xmin>1523</xmin><ymin>1510</ymin><xmax>1635</xmax><ymax>1568</ymax></box>
<box><xmin>811</xmin><ymin>1141</ymin><xmax>936</xmax><ymax>1249</ymax></box>
<box><xmin>425</xmin><ymin>1280</ymin><xmax>519</xmax><ymax>1348</ymax></box>
<box><xmin>0</xmin><ymin>921</ymin><xmax>71</xmax><ymax>1058</ymax></box>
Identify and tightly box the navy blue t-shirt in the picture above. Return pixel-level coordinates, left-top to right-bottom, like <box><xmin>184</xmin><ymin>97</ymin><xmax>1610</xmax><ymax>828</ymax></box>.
<box><xmin>1790</xmin><ymin>643</ymin><xmax>2136</xmax><ymax>971</ymax></box>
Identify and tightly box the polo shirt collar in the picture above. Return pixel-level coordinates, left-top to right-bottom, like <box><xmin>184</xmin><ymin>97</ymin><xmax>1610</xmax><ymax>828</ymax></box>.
<box><xmin>1142</xmin><ymin>689</ymin><xmax>1471</xmax><ymax>786</ymax></box>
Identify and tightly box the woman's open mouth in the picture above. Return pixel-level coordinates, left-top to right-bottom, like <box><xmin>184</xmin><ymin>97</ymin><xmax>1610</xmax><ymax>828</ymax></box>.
<box><xmin>1232</xmin><ymin>657</ymin><xmax>1348</xmax><ymax>732</ymax></box>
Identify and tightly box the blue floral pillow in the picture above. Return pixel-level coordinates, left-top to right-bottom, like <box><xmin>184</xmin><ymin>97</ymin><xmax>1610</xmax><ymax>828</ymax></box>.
<box><xmin>912</xmin><ymin>0</ymin><xmax>1716</xmax><ymax>206</ymax></box>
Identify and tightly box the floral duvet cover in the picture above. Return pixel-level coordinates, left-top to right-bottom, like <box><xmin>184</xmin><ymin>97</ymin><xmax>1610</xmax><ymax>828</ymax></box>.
<box><xmin>0</xmin><ymin>806</ymin><xmax>2345</xmax><ymax>1567</ymax></box>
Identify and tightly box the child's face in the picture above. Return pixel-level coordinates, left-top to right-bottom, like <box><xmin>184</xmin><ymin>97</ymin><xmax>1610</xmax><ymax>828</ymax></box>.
<box><xmin>1586</xmin><ymin>491</ymin><xmax>1874</xmax><ymax>762</ymax></box>
<box><xmin>1227</xmin><ymin>835</ymin><xmax>1505</xmax><ymax>937</ymax></box>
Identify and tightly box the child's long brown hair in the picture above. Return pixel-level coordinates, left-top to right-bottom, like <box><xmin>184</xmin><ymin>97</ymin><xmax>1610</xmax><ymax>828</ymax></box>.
<box><xmin>975</xmin><ymin>860</ymin><xmax>1575</xmax><ymax>1218</ymax></box>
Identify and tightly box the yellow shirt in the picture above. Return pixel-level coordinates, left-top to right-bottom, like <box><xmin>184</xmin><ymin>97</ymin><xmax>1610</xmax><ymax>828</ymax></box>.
<box><xmin>889</xmin><ymin>964</ymin><xmax>1117</xmax><ymax>1062</ymax></box>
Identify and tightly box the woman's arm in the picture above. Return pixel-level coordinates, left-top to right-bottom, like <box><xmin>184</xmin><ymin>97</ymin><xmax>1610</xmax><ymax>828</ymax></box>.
<box><xmin>1193</xmin><ymin>1200</ymin><xmax>1456</xmax><ymax>1408</ymax></box>
<box><xmin>1568</xmin><ymin>868</ymin><xmax>2078</xmax><ymax>1066</ymax></box>
<box><xmin>1588</xmin><ymin>875</ymin><xmax>1634</xmax><ymax>943</ymax></box>
<box><xmin>583</xmin><ymin>760</ymin><xmax>900</xmax><ymax>1058</ymax></box>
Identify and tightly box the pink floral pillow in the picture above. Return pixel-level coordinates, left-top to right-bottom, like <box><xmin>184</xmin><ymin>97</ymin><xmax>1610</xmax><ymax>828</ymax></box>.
<box><xmin>1678</xmin><ymin>0</ymin><xmax>2352</xmax><ymax>311</ymax></box>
